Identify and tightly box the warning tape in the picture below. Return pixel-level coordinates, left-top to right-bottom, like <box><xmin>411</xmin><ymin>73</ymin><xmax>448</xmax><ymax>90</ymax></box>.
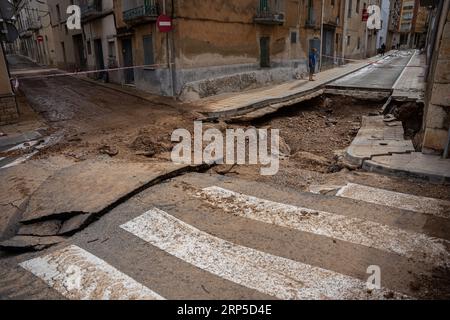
<box><xmin>12</xmin><ymin>62</ymin><xmax>174</xmax><ymax>80</ymax></box>
<box><xmin>12</xmin><ymin>50</ymin><xmax>410</xmax><ymax>82</ymax></box>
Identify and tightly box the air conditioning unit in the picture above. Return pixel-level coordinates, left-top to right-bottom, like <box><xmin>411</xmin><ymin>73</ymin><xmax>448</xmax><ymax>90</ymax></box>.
<box><xmin>274</xmin><ymin>12</ymin><xmax>285</xmax><ymax>22</ymax></box>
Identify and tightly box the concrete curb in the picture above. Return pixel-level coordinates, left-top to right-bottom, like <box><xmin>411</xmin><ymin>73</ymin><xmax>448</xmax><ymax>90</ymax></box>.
<box><xmin>363</xmin><ymin>158</ymin><xmax>450</xmax><ymax>184</ymax></box>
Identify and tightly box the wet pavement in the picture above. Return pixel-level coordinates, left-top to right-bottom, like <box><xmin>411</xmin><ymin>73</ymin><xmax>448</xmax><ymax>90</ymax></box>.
<box><xmin>329</xmin><ymin>51</ymin><xmax>414</xmax><ymax>90</ymax></box>
<box><xmin>1</xmin><ymin>53</ymin><xmax>449</xmax><ymax>301</ymax></box>
<box><xmin>1</xmin><ymin>173</ymin><xmax>449</xmax><ymax>299</ymax></box>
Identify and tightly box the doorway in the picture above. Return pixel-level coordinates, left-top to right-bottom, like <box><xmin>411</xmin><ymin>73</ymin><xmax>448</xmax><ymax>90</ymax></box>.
<box><xmin>94</xmin><ymin>39</ymin><xmax>105</xmax><ymax>80</ymax></box>
<box><xmin>121</xmin><ymin>38</ymin><xmax>134</xmax><ymax>84</ymax></box>
<box><xmin>260</xmin><ymin>37</ymin><xmax>270</xmax><ymax>68</ymax></box>
<box><xmin>72</xmin><ymin>34</ymin><xmax>86</xmax><ymax>70</ymax></box>
<box><xmin>322</xmin><ymin>27</ymin><xmax>335</xmax><ymax>69</ymax></box>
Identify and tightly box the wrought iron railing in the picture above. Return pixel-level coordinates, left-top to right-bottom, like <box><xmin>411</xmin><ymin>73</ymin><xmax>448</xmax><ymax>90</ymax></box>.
<box><xmin>81</xmin><ymin>0</ymin><xmax>102</xmax><ymax>17</ymax></box>
<box><xmin>27</xmin><ymin>20</ymin><xmax>41</xmax><ymax>31</ymax></box>
<box><xmin>255</xmin><ymin>0</ymin><xmax>285</xmax><ymax>24</ymax></box>
<box><xmin>123</xmin><ymin>3</ymin><xmax>159</xmax><ymax>21</ymax></box>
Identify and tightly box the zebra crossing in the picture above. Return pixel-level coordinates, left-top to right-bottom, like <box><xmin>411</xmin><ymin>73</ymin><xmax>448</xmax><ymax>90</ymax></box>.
<box><xmin>19</xmin><ymin>245</ymin><xmax>165</xmax><ymax>300</ymax></box>
<box><xmin>10</xmin><ymin>177</ymin><xmax>450</xmax><ymax>300</ymax></box>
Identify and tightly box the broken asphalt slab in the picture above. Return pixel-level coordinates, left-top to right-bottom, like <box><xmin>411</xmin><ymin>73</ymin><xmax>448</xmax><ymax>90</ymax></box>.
<box><xmin>0</xmin><ymin>160</ymin><xmax>211</xmax><ymax>251</ymax></box>
<box><xmin>20</xmin><ymin>160</ymin><xmax>208</xmax><ymax>224</ymax></box>
<box><xmin>0</xmin><ymin>235</ymin><xmax>66</xmax><ymax>252</ymax></box>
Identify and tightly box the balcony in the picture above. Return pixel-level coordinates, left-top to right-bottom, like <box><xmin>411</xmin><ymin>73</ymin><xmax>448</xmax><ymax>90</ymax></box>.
<box><xmin>27</xmin><ymin>20</ymin><xmax>41</xmax><ymax>31</ymax></box>
<box><xmin>19</xmin><ymin>28</ymin><xmax>33</xmax><ymax>38</ymax></box>
<box><xmin>254</xmin><ymin>0</ymin><xmax>285</xmax><ymax>25</ymax></box>
<box><xmin>81</xmin><ymin>0</ymin><xmax>103</xmax><ymax>22</ymax></box>
<box><xmin>123</xmin><ymin>3</ymin><xmax>159</xmax><ymax>25</ymax></box>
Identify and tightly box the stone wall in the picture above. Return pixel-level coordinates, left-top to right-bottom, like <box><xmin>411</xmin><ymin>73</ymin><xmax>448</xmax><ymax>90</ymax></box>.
<box><xmin>1</xmin><ymin>43</ymin><xmax>18</xmax><ymax>125</ymax></box>
<box><xmin>422</xmin><ymin>7</ymin><xmax>450</xmax><ymax>154</ymax></box>
<box><xmin>0</xmin><ymin>95</ymin><xmax>18</xmax><ymax>125</ymax></box>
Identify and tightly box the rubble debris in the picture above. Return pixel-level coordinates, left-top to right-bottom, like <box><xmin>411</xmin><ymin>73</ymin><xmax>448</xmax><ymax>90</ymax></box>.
<box><xmin>98</xmin><ymin>145</ymin><xmax>118</xmax><ymax>157</ymax></box>
<box><xmin>291</xmin><ymin>151</ymin><xmax>331</xmax><ymax>167</ymax></box>
<box><xmin>308</xmin><ymin>184</ymin><xmax>343</xmax><ymax>195</ymax></box>
<box><xmin>17</xmin><ymin>220</ymin><xmax>62</xmax><ymax>237</ymax></box>
<box><xmin>130</xmin><ymin>131</ymin><xmax>171</xmax><ymax>157</ymax></box>
<box><xmin>0</xmin><ymin>235</ymin><xmax>65</xmax><ymax>252</ymax></box>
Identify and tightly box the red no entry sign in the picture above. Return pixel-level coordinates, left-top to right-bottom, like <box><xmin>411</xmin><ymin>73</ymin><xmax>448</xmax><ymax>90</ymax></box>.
<box><xmin>37</xmin><ymin>35</ymin><xmax>44</xmax><ymax>42</ymax></box>
<box><xmin>157</xmin><ymin>14</ymin><xmax>173</xmax><ymax>33</ymax></box>
<box><xmin>362</xmin><ymin>9</ymin><xmax>369</xmax><ymax>22</ymax></box>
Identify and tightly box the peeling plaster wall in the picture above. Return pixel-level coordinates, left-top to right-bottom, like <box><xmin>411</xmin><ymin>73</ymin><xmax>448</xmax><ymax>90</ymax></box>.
<box><xmin>173</xmin><ymin>0</ymin><xmax>309</xmax><ymax>99</ymax></box>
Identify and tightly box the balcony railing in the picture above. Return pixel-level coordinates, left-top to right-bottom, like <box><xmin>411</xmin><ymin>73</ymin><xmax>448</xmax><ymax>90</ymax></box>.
<box><xmin>123</xmin><ymin>3</ymin><xmax>159</xmax><ymax>25</ymax></box>
<box><xmin>81</xmin><ymin>0</ymin><xmax>103</xmax><ymax>22</ymax></box>
<box><xmin>19</xmin><ymin>28</ymin><xmax>33</xmax><ymax>38</ymax></box>
<box><xmin>254</xmin><ymin>0</ymin><xmax>285</xmax><ymax>25</ymax></box>
<box><xmin>27</xmin><ymin>20</ymin><xmax>41</xmax><ymax>31</ymax></box>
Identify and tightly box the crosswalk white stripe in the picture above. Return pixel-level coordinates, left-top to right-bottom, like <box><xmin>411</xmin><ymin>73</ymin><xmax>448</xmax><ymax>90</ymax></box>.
<box><xmin>197</xmin><ymin>186</ymin><xmax>450</xmax><ymax>268</ymax></box>
<box><xmin>121</xmin><ymin>208</ymin><xmax>407</xmax><ymax>300</ymax></box>
<box><xmin>19</xmin><ymin>245</ymin><xmax>164</xmax><ymax>300</ymax></box>
<box><xmin>335</xmin><ymin>183</ymin><xmax>450</xmax><ymax>219</ymax></box>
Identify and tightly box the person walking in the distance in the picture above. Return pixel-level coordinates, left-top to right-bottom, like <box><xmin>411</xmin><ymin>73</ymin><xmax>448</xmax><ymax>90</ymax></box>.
<box><xmin>309</xmin><ymin>48</ymin><xmax>317</xmax><ymax>81</ymax></box>
<box><xmin>381</xmin><ymin>43</ymin><xmax>386</xmax><ymax>56</ymax></box>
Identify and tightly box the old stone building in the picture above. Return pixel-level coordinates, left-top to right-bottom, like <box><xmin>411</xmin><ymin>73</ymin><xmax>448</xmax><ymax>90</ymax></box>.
<box><xmin>343</xmin><ymin>0</ymin><xmax>381</xmax><ymax>60</ymax></box>
<box><xmin>111</xmin><ymin>0</ymin><xmax>359</xmax><ymax>99</ymax></box>
<box><xmin>421</xmin><ymin>0</ymin><xmax>450</xmax><ymax>156</ymax></box>
<box><xmin>387</xmin><ymin>0</ymin><xmax>428</xmax><ymax>49</ymax></box>
<box><xmin>387</xmin><ymin>0</ymin><xmax>402</xmax><ymax>48</ymax></box>
<box><xmin>398</xmin><ymin>0</ymin><xmax>416</xmax><ymax>46</ymax></box>
<box><xmin>46</xmin><ymin>0</ymin><xmax>84</xmax><ymax>70</ymax></box>
<box><xmin>14</xmin><ymin>0</ymin><xmax>56</xmax><ymax>66</ymax></box>
<box><xmin>112</xmin><ymin>0</ymin><xmax>310</xmax><ymax>98</ymax></box>
<box><xmin>11</xmin><ymin>0</ymin><xmax>382</xmax><ymax>99</ymax></box>
<box><xmin>79</xmin><ymin>0</ymin><xmax>120</xmax><ymax>83</ymax></box>
<box><xmin>412</xmin><ymin>3</ymin><xmax>429</xmax><ymax>48</ymax></box>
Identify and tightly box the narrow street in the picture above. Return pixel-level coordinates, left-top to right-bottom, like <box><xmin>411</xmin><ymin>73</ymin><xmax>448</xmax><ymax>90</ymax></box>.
<box><xmin>1</xmin><ymin>51</ymin><xmax>449</xmax><ymax>301</ymax></box>
<box><xmin>329</xmin><ymin>51</ymin><xmax>414</xmax><ymax>90</ymax></box>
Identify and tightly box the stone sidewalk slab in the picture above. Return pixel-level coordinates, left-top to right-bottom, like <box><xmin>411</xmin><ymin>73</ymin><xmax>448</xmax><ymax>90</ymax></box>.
<box><xmin>345</xmin><ymin>116</ymin><xmax>415</xmax><ymax>166</ymax></box>
<box><xmin>363</xmin><ymin>153</ymin><xmax>450</xmax><ymax>183</ymax></box>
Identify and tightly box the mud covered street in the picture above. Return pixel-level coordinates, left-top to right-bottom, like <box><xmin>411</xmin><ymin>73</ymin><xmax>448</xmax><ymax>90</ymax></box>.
<box><xmin>1</xmin><ymin>53</ymin><xmax>449</xmax><ymax>301</ymax></box>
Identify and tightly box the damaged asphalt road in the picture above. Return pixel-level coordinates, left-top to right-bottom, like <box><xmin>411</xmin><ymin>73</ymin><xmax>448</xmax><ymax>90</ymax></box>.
<box><xmin>0</xmin><ymin>160</ymin><xmax>212</xmax><ymax>251</ymax></box>
<box><xmin>1</xmin><ymin>54</ymin><xmax>449</xmax><ymax>300</ymax></box>
<box><xmin>1</xmin><ymin>173</ymin><xmax>449</xmax><ymax>299</ymax></box>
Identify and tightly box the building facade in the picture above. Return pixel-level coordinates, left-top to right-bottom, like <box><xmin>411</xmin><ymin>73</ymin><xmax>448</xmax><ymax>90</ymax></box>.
<box><xmin>377</xmin><ymin>0</ymin><xmax>390</xmax><ymax>48</ymax></box>
<box><xmin>398</xmin><ymin>0</ymin><xmax>416</xmax><ymax>46</ymax></box>
<box><xmin>420</xmin><ymin>0</ymin><xmax>450</xmax><ymax>156</ymax></box>
<box><xmin>11</xmin><ymin>0</ymin><xmax>383</xmax><ymax>99</ymax></box>
<box><xmin>14</xmin><ymin>0</ymin><xmax>56</xmax><ymax>66</ymax></box>
<box><xmin>46</xmin><ymin>0</ymin><xmax>84</xmax><ymax>70</ymax></box>
<box><xmin>80</xmin><ymin>0</ymin><xmax>120</xmax><ymax>83</ymax></box>
<box><xmin>387</xmin><ymin>0</ymin><xmax>401</xmax><ymax>48</ymax></box>
<box><xmin>343</xmin><ymin>0</ymin><xmax>381</xmax><ymax>60</ymax></box>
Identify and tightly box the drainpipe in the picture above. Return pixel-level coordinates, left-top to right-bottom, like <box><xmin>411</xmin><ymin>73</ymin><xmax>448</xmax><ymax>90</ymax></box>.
<box><xmin>163</xmin><ymin>0</ymin><xmax>175</xmax><ymax>97</ymax></box>
<box><xmin>342</xmin><ymin>0</ymin><xmax>349</xmax><ymax>65</ymax></box>
<box><xmin>319</xmin><ymin>0</ymin><xmax>324</xmax><ymax>71</ymax></box>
